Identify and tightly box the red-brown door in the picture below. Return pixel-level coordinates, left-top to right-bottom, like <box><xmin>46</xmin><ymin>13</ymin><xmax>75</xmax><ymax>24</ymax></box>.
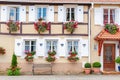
<box><xmin>103</xmin><ymin>44</ymin><xmax>115</xmax><ymax>71</ymax></box>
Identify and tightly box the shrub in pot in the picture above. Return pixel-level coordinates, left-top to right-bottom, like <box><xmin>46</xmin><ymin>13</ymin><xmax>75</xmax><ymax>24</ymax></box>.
<box><xmin>92</xmin><ymin>62</ymin><xmax>101</xmax><ymax>73</ymax></box>
<box><xmin>84</xmin><ymin>62</ymin><xmax>91</xmax><ymax>74</ymax></box>
<box><xmin>115</xmin><ymin>56</ymin><xmax>120</xmax><ymax>71</ymax></box>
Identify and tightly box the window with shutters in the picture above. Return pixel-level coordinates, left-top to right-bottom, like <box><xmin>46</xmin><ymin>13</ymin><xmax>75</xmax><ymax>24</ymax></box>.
<box><xmin>67</xmin><ymin>40</ymin><xmax>78</xmax><ymax>55</ymax></box>
<box><xmin>46</xmin><ymin>40</ymin><xmax>57</xmax><ymax>54</ymax></box>
<box><xmin>24</xmin><ymin>40</ymin><xmax>36</xmax><ymax>52</ymax></box>
<box><xmin>66</xmin><ymin>8</ymin><xmax>75</xmax><ymax>21</ymax></box>
<box><xmin>37</xmin><ymin>7</ymin><xmax>47</xmax><ymax>20</ymax></box>
<box><xmin>9</xmin><ymin>7</ymin><xmax>19</xmax><ymax>21</ymax></box>
<box><xmin>104</xmin><ymin>9</ymin><xmax>115</xmax><ymax>24</ymax></box>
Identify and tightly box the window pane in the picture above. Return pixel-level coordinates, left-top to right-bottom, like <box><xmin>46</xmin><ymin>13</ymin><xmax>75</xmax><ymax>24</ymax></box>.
<box><xmin>31</xmin><ymin>46</ymin><xmax>36</xmax><ymax>52</ymax></box>
<box><xmin>74</xmin><ymin>41</ymin><xmax>78</xmax><ymax>46</ymax></box>
<box><xmin>25</xmin><ymin>41</ymin><xmax>30</xmax><ymax>45</ymax></box>
<box><xmin>31</xmin><ymin>41</ymin><xmax>36</xmax><ymax>45</ymax></box>
<box><xmin>37</xmin><ymin>8</ymin><xmax>41</xmax><ymax>19</ymax></box>
<box><xmin>104</xmin><ymin>9</ymin><xmax>108</xmax><ymax>24</ymax></box>
<box><xmin>110</xmin><ymin>9</ymin><xmax>115</xmax><ymax>23</ymax></box>
<box><xmin>10</xmin><ymin>8</ymin><xmax>15</xmax><ymax>20</ymax></box>
<box><xmin>66</xmin><ymin>8</ymin><xmax>70</xmax><ymax>21</ymax></box>
<box><xmin>16</xmin><ymin>8</ymin><xmax>19</xmax><ymax>21</ymax></box>
<box><xmin>43</xmin><ymin>8</ymin><xmax>46</xmax><ymax>20</ymax></box>
<box><xmin>71</xmin><ymin>8</ymin><xmax>75</xmax><ymax>20</ymax></box>
<box><xmin>25</xmin><ymin>46</ymin><xmax>29</xmax><ymax>51</ymax></box>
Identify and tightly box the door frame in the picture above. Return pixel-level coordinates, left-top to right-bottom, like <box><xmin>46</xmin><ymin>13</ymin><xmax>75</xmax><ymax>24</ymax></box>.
<box><xmin>103</xmin><ymin>44</ymin><xmax>115</xmax><ymax>71</ymax></box>
<box><xmin>100</xmin><ymin>41</ymin><xmax>119</xmax><ymax>72</ymax></box>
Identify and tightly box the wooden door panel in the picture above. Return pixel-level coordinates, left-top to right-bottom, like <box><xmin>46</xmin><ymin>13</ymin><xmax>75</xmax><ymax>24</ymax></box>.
<box><xmin>103</xmin><ymin>44</ymin><xmax>115</xmax><ymax>71</ymax></box>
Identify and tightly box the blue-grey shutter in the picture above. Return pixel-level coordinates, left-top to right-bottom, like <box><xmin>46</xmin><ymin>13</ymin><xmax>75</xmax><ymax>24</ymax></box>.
<box><xmin>76</xmin><ymin>6</ymin><xmax>83</xmax><ymax>22</ymax></box>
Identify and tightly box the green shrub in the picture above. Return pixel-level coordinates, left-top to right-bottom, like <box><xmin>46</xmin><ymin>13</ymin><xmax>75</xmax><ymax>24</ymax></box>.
<box><xmin>84</xmin><ymin>63</ymin><xmax>91</xmax><ymax>68</ymax></box>
<box><xmin>11</xmin><ymin>54</ymin><xmax>17</xmax><ymax>67</ymax></box>
<box><xmin>92</xmin><ymin>62</ymin><xmax>101</xmax><ymax>68</ymax></box>
<box><xmin>115</xmin><ymin>56</ymin><xmax>120</xmax><ymax>64</ymax></box>
<box><xmin>7</xmin><ymin>68</ymin><xmax>20</xmax><ymax>76</ymax></box>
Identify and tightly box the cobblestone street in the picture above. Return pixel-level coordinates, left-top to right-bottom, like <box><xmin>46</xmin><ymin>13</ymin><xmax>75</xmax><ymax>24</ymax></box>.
<box><xmin>0</xmin><ymin>75</ymin><xmax>120</xmax><ymax>80</ymax></box>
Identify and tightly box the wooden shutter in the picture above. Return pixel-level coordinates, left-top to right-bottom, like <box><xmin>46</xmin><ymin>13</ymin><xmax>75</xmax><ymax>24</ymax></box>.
<box><xmin>58</xmin><ymin>39</ymin><xmax>66</xmax><ymax>57</ymax></box>
<box><xmin>94</xmin><ymin>8</ymin><xmax>103</xmax><ymax>25</ymax></box>
<box><xmin>47</xmin><ymin>6</ymin><xmax>54</xmax><ymax>22</ymax></box>
<box><xmin>76</xmin><ymin>6</ymin><xmax>84</xmax><ymax>22</ymax></box>
<box><xmin>14</xmin><ymin>39</ymin><xmax>23</xmax><ymax>56</ymax></box>
<box><xmin>81</xmin><ymin>39</ymin><xmax>89</xmax><ymax>57</ymax></box>
<box><xmin>19</xmin><ymin>6</ymin><xmax>26</xmax><ymax>22</ymax></box>
<box><xmin>58</xmin><ymin>6</ymin><xmax>65</xmax><ymax>22</ymax></box>
<box><xmin>36</xmin><ymin>39</ymin><xmax>45</xmax><ymax>56</ymax></box>
<box><xmin>29</xmin><ymin>6</ymin><xmax>36</xmax><ymax>22</ymax></box>
<box><xmin>115</xmin><ymin>8</ymin><xmax>120</xmax><ymax>25</ymax></box>
<box><xmin>1</xmin><ymin>6</ymin><xmax>8</xmax><ymax>21</ymax></box>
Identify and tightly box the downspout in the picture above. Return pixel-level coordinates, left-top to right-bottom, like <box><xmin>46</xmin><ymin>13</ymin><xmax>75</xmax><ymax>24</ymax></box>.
<box><xmin>88</xmin><ymin>2</ymin><xmax>94</xmax><ymax>62</ymax></box>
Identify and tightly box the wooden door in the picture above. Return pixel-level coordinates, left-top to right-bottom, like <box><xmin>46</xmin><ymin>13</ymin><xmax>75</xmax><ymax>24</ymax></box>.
<box><xmin>103</xmin><ymin>44</ymin><xmax>115</xmax><ymax>71</ymax></box>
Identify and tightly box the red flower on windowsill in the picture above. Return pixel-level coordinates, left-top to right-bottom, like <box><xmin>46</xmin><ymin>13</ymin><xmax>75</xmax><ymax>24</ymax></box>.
<box><xmin>6</xmin><ymin>20</ymin><xmax>20</xmax><ymax>32</ymax></box>
<box><xmin>34</xmin><ymin>19</ymin><xmax>50</xmax><ymax>34</ymax></box>
<box><xmin>64</xmin><ymin>21</ymin><xmax>78</xmax><ymax>34</ymax></box>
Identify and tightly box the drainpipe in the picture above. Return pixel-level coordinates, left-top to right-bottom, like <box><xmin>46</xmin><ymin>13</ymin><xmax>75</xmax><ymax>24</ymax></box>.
<box><xmin>88</xmin><ymin>2</ymin><xmax>94</xmax><ymax>62</ymax></box>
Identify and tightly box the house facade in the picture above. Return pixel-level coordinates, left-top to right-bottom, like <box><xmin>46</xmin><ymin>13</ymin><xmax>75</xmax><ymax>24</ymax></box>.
<box><xmin>0</xmin><ymin>0</ymin><xmax>120</xmax><ymax>74</ymax></box>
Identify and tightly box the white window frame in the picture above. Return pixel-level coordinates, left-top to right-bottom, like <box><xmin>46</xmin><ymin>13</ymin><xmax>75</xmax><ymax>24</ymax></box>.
<box><xmin>66</xmin><ymin>7</ymin><xmax>75</xmax><ymax>21</ymax></box>
<box><xmin>104</xmin><ymin>8</ymin><xmax>115</xmax><ymax>24</ymax></box>
<box><xmin>24</xmin><ymin>40</ymin><xmax>36</xmax><ymax>52</ymax></box>
<box><xmin>9</xmin><ymin>6</ymin><xmax>20</xmax><ymax>21</ymax></box>
<box><xmin>36</xmin><ymin>6</ymin><xmax>47</xmax><ymax>21</ymax></box>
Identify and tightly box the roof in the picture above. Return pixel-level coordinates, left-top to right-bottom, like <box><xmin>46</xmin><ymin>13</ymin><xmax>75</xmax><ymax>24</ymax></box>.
<box><xmin>0</xmin><ymin>0</ymin><xmax>120</xmax><ymax>3</ymax></box>
<box><xmin>95</xmin><ymin>28</ymin><xmax>120</xmax><ymax>41</ymax></box>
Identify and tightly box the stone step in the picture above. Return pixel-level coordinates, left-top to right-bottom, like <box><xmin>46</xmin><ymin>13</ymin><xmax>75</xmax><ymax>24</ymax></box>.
<box><xmin>102</xmin><ymin>71</ymin><xmax>120</xmax><ymax>75</ymax></box>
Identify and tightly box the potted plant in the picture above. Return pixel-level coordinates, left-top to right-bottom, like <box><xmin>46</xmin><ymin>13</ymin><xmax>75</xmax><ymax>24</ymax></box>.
<box><xmin>68</xmin><ymin>56</ymin><xmax>79</xmax><ymax>62</ymax></box>
<box><xmin>7</xmin><ymin>54</ymin><xmax>21</xmax><ymax>76</ymax></box>
<box><xmin>46</xmin><ymin>55</ymin><xmax>56</xmax><ymax>62</ymax></box>
<box><xmin>6</xmin><ymin>20</ymin><xmax>20</xmax><ymax>32</ymax></box>
<box><xmin>84</xmin><ymin>62</ymin><xmax>91</xmax><ymax>74</ymax></box>
<box><xmin>92</xmin><ymin>62</ymin><xmax>101</xmax><ymax>73</ymax></box>
<box><xmin>34</xmin><ymin>18</ymin><xmax>50</xmax><ymax>33</ymax></box>
<box><xmin>64</xmin><ymin>21</ymin><xmax>78</xmax><ymax>34</ymax></box>
<box><xmin>48</xmin><ymin>50</ymin><xmax>56</xmax><ymax>56</ymax></box>
<box><xmin>0</xmin><ymin>47</ymin><xmax>6</xmax><ymax>55</ymax></box>
<box><xmin>104</xmin><ymin>24</ymin><xmax>118</xmax><ymax>34</ymax></box>
<box><xmin>25</xmin><ymin>51</ymin><xmax>35</xmax><ymax>62</ymax></box>
<box><xmin>115</xmin><ymin>56</ymin><xmax>120</xmax><ymax>71</ymax></box>
<box><xmin>69</xmin><ymin>51</ymin><xmax>77</xmax><ymax>56</ymax></box>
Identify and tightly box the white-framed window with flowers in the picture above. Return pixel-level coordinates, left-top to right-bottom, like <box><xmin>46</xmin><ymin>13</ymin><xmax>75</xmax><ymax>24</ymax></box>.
<box><xmin>67</xmin><ymin>40</ymin><xmax>78</xmax><ymax>55</ymax></box>
<box><xmin>46</xmin><ymin>40</ymin><xmax>57</xmax><ymax>55</ymax></box>
<box><xmin>9</xmin><ymin>7</ymin><xmax>19</xmax><ymax>21</ymax></box>
<box><xmin>66</xmin><ymin>7</ymin><xmax>75</xmax><ymax>21</ymax></box>
<box><xmin>24</xmin><ymin>40</ymin><xmax>36</xmax><ymax>52</ymax></box>
<box><xmin>103</xmin><ymin>8</ymin><xmax>115</xmax><ymax>24</ymax></box>
<box><xmin>36</xmin><ymin>7</ymin><xmax>47</xmax><ymax>20</ymax></box>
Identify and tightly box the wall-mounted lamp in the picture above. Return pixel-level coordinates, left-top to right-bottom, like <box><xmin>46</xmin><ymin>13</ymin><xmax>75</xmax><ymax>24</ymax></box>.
<box><xmin>60</xmin><ymin>43</ymin><xmax>64</xmax><ymax>47</ymax></box>
<box><xmin>118</xmin><ymin>44</ymin><xmax>119</xmax><ymax>49</ymax></box>
<box><xmin>94</xmin><ymin>44</ymin><xmax>97</xmax><ymax>51</ymax></box>
<box><xmin>40</xmin><ymin>43</ymin><xmax>43</xmax><ymax>46</ymax></box>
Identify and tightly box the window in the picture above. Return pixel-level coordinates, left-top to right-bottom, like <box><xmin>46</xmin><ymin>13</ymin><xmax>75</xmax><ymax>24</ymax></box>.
<box><xmin>24</xmin><ymin>40</ymin><xmax>36</xmax><ymax>52</ymax></box>
<box><xmin>67</xmin><ymin>40</ymin><xmax>78</xmax><ymax>54</ymax></box>
<box><xmin>66</xmin><ymin>8</ymin><xmax>75</xmax><ymax>21</ymax></box>
<box><xmin>46</xmin><ymin>40</ymin><xmax>57</xmax><ymax>54</ymax></box>
<box><xmin>9</xmin><ymin>7</ymin><xmax>19</xmax><ymax>21</ymax></box>
<box><xmin>37</xmin><ymin>7</ymin><xmax>47</xmax><ymax>20</ymax></box>
<box><xmin>104</xmin><ymin>9</ymin><xmax>115</xmax><ymax>24</ymax></box>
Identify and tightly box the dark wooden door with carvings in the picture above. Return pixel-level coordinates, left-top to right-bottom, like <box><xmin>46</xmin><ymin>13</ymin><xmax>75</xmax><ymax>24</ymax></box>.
<box><xmin>103</xmin><ymin>44</ymin><xmax>115</xmax><ymax>71</ymax></box>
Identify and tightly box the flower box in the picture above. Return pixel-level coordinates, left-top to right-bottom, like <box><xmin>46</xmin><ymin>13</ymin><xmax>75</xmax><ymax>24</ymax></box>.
<box><xmin>6</xmin><ymin>20</ymin><xmax>20</xmax><ymax>32</ymax></box>
<box><xmin>64</xmin><ymin>21</ymin><xmax>78</xmax><ymax>34</ymax></box>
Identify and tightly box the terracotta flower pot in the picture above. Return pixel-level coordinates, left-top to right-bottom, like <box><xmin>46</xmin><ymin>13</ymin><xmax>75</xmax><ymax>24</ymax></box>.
<box><xmin>93</xmin><ymin>68</ymin><xmax>100</xmax><ymax>73</ymax></box>
<box><xmin>84</xmin><ymin>68</ymin><xmax>91</xmax><ymax>74</ymax></box>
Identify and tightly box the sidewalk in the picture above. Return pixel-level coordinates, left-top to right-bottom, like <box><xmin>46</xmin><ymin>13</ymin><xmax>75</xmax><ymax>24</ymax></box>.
<box><xmin>0</xmin><ymin>75</ymin><xmax>120</xmax><ymax>80</ymax></box>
